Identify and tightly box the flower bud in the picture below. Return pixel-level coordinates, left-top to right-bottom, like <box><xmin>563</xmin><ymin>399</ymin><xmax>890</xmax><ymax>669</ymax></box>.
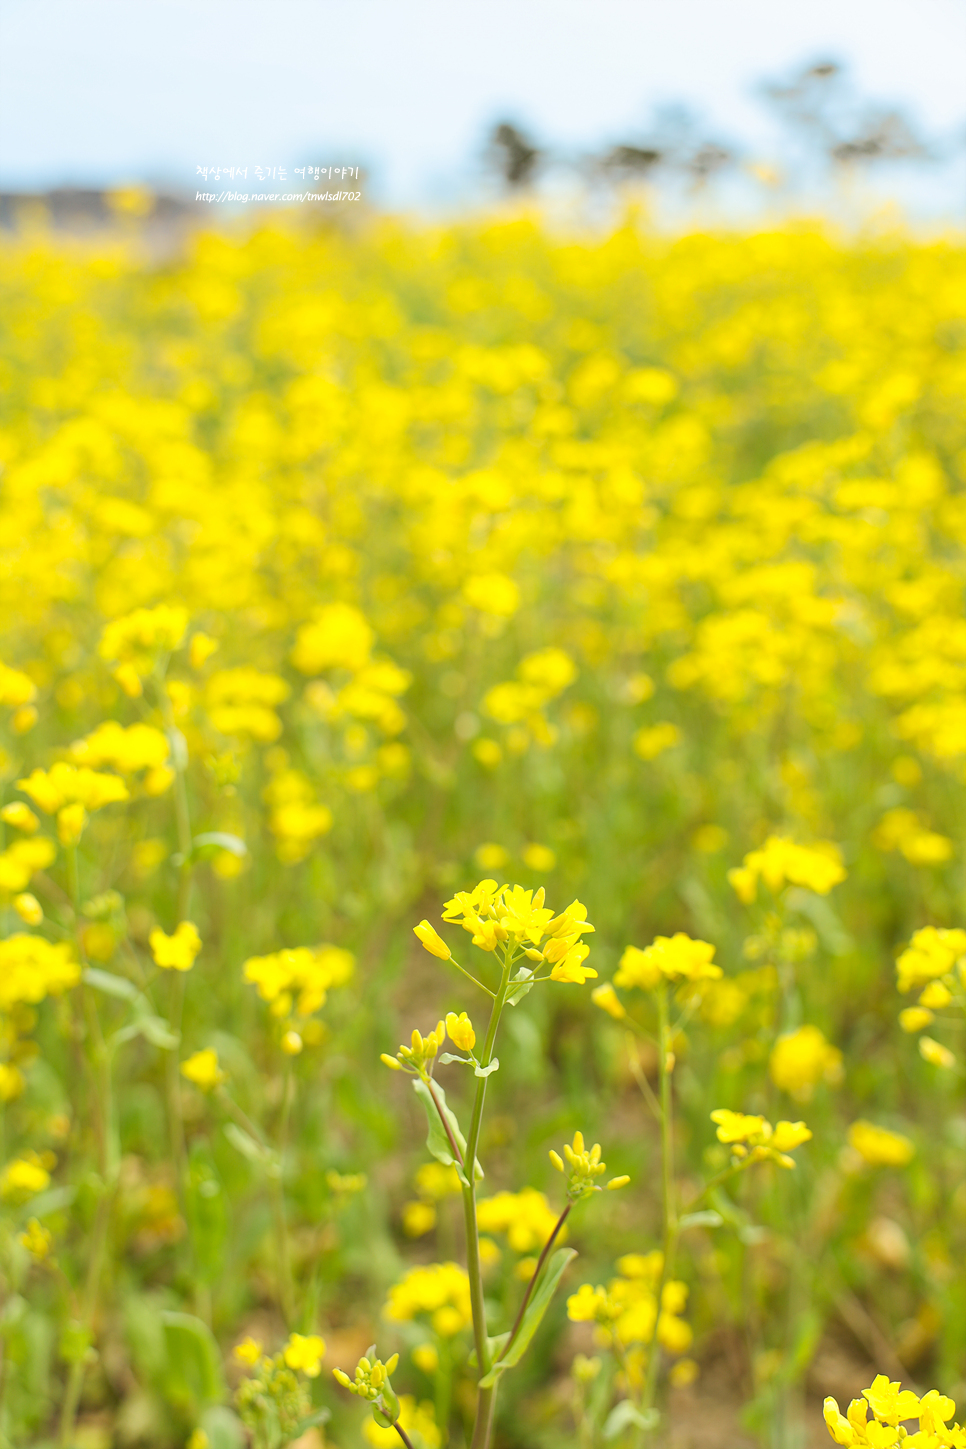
<box><xmin>414</xmin><ymin>920</ymin><xmax>451</xmax><ymax>960</ymax></box>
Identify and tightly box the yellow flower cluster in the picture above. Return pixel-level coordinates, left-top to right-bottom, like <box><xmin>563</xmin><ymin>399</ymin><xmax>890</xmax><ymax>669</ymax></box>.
<box><xmin>149</xmin><ymin>921</ymin><xmax>202</xmax><ymax>972</ymax></box>
<box><xmin>567</xmin><ymin>1251</ymin><xmax>692</xmax><ymax>1362</ymax></box>
<box><xmin>848</xmin><ymin>1121</ymin><xmax>915</xmax><ymax>1168</ymax></box>
<box><xmin>438</xmin><ymin>880</ymin><xmax>597</xmax><ymax>982</ymax></box>
<box><xmin>613</xmin><ymin>933</ymin><xmax>720</xmax><ymax>992</ymax></box>
<box><xmin>824</xmin><ymin>1376</ymin><xmax>965</xmax><ymax>1449</ymax></box>
<box><xmin>896</xmin><ymin>927</ymin><xmax>966</xmax><ymax>994</ymax></box>
<box><xmin>243</xmin><ymin>944</ymin><xmax>355</xmax><ymax>1017</ymax></box>
<box><xmin>728</xmin><ymin>837</ymin><xmax>846</xmax><ymax>904</ymax></box>
<box><xmin>710</xmin><ymin>1110</ymin><xmax>812</xmax><ymax>1168</ymax></box>
<box><xmin>384</xmin><ymin>1261</ymin><xmax>472</xmax><ymax>1338</ymax></box>
<box><xmin>769</xmin><ymin>1025</ymin><xmax>843</xmax><ymax>1101</ymax></box>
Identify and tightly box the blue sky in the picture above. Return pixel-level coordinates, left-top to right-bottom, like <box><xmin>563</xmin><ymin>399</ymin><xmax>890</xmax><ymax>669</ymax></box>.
<box><xmin>1</xmin><ymin>0</ymin><xmax>964</xmax><ymax>215</ymax></box>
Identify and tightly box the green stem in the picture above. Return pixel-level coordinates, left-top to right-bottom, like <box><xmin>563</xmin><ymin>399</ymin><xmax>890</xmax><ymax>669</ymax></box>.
<box><xmin>503</xmin><ymin>1202</ymin><xmax>571</xmax><ymax>1358</ymax></box>
<box><xmin>461</xmin><ymin>944</ymin><xmax>513</xmax><ymax>1449</ymax></box>
<box><xmin>639</xmin><ymin>985</ymin><xmax>677</xmax><ymax>1442</ymax></box>
<box><xmin>59</xmin><ymin>847</ymin><xmax>119</xmax><ymax>1448</ymax></box>
<box><xmin>273</xmin><ymin>1058</ymin><xmax>297</xmax><ymax>1326</ymax></box>
<box><xmin>392</xmin><ymin>1423</ymin><xmax>416</xmax><ymax>1449</ymax></box>
<box><xmin>58</xmin><ymin>1175</ymin><xmax>118</xmax><ymax>1447</ymax></box>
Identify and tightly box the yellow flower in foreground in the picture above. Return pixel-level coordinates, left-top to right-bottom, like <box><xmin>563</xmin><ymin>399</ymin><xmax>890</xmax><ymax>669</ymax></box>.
<box><xmin>180</xmin><ymin>1049</ymin><xmax>225</xmax><ymax>1090</ymax></box>
<box><xmin>150</xmin><ymin>921</ymin><xmax>202</xmax><ymax>971</ymax></box>
<box><xmin>413</xmin><ymin>920</ymin><xmax>451</xmax><ymax>959</ymax></box>
<box><xmin>445</xmin><ymin>1011</ymin><xmax>475</xmax><ymax>1051</ymax></box>
<box><xmin>848</xmin><ymin>1121</ymin><xmax>915</xmax><ymax>1167</ymax></box>
<box><xmin>283</xmin><ymin>1333</ymin><xmax>326</xmax><ymax>1376</ymax></box>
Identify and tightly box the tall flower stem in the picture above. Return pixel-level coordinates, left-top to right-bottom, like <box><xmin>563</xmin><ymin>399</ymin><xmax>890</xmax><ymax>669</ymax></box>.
<box><xmin>639</xmin><ymin>984</ymin><xmax>678</xmax><ymax>1442</ymax></box>
<box><xmin>272</xmin><ymin>1057</ymin><xmax>297</xmax><ymax>1326</ymax></box>
<box><xmin>59</xmin><ymin>845</ymin><xmax>119</xmax><ymax>1449</ymax></box>
<box><xmin>461</xmin><ymin>944</ymin><xmax>513</xmax><ymax>1449</ymax></box>
<box><xmin>159</xmin><ymin>688</ymin><xmax>194</xmax><ymax>1256</ymax></box>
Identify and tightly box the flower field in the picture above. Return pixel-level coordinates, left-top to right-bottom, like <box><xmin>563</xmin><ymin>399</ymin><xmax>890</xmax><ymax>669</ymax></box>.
<box><xmin>1</xmin><ymin>212</ymin><xmax>966</xmax><ymax>1449</ymax></box>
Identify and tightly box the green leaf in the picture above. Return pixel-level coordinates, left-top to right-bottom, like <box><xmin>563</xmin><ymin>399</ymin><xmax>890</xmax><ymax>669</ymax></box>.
<box><xmin>140</xmin><ymin>1014</ymin><xmax>181</xmax><ymax>1050</ymax></box>
<box><xmin>467</xmin><ymin>1332</ymin><xmax>510</xmax><ymax>1370</ymax></box>
<box><xmin>191</xmin><ymin>831</ymin><xmax>248</xmax><ymax>860</ymax></box>
<box><xmin>506</xmin><ymin>968</ymin><xmax>535</xmax><ymax>1006</ymax></box>
<box><xmin>438</xmin><ymin>1052</ymin><xmax>472</xmax><ymax>1066</ymax></box>
<box><xmin>161</xmin><ymin>1311</ymin><xmax>225</xmax><ymax>1410</ymax></box>
<box><xmin>199</xmin><ymin>1404</ymin><xmax>246</xmax><ymax>1449</ymax></box>
<box><xmin>223</xmin><ymin>1122</ymin><xmax>274</xmax><ymax>1168</ymax></box>
<box><xmin>603</xmin><ymin>1401</ymin><xmax>659</xmax><ymax>1438</ymax></box>
<box><xmin>412</xmin><ymin>1078</ymin><xmax>482</xmax><ymax>1185</ymax></box>
<box><xmin>83</xmin><ymin>966</ymin><xmax>139</xmax><ymax>1001</ymax></box>
<box><xmin>478</xmin><ymin>1247</ymin><xmax>577</xmax><ymax>1387</ymax></box>
<box><xmin>294</xmin><ymin>1407</ymin><xmax>332</xmax><ymax>1434</ymax></box>
<box><xmin>678</xmin><ymin>1209</ymin><xmax>723</xmax><ymax>1230</ymax></box>
<box><xmin>473</xmin><ymin>1057</ymin><xmax>499</xmax><ymax>1078</ymax></box>
<box><xmin>23</xmin><ymin>1184</ymin><xmax>76</xmax><ymax>1220</ymax></box>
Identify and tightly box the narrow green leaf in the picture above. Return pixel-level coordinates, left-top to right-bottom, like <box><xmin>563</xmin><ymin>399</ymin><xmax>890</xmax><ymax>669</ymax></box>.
<box><xmin>438</xmin><ymin>1052</ymin><xmax>472</xmax><ymax>1066</ymax></box>
<box><xmin>223</xmin><ymin>1122</ymin><xmax>273</xmax><ymax>1167</ymax></box>
<box><xmin>191</xmin><ymin>831</ymin><xmax>248</xmax><ymax>860</ymax></box>
<box><xmin>294</xmin><ymin>1408</ymin><xmax>332</xmax><ymax>1434</ymax></box>
<box><xmin>506</xmin><ymin>968</ymin><xmax>535</xmax><ymax>1006</ymax></box>
<box><xmin>23</xmin><ymin>1185</ymin><xmax>76</xmax><ymax>1220</ymax></box>
<box><xmin>479</xmin><ymin>1247</ymin><xmax>577</xmax><ymax>1387</ymax></box>
<box><xmin>603</xmin><ymin>1401</ymin><xmax>658</xmax><ymax>1438</ymax></box>
<box><xmin>678</xmin><ymin>1209</ymin><xmax>723</xmax><ymax>1230</ymax></box>
<box><xmin>412</xmin><ymin>1078</ymin><xmax>482</xmax><ymax>1185</ymax></box>
<box><xmin>467</xmin><ymin>1332</ymin><xmax>510</xmax><ymax>1370</ymax></box>
<box><xmin>161</xmin><ymin>1310</ymin><xmax>225</xmax><ymax>1406</ymax></box>
<box><xmin>83</xmin><ymin>967</ymin><xmax>138</xmax><ymax>1001</ymax></box>
<box><xmin>136</xmin><ymin>1014</ymin><xmax>180</xmax><ymax>1050</ymax></box>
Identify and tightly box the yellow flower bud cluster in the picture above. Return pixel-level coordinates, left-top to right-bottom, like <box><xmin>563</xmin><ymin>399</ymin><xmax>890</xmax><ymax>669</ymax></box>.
<box><xmin>727</xmin><ymin>835</ymin><xmax>846</xmax><ymax>903</ymax></box>
<box><xmin>333</xmin><ymin>1350</ymin><xmax>400</xmax><ymax>1400</ymax></box>
<box><xmin>824</xmin><ymin>1375</ymin><xmax>966</xmax><ymax>1449</ymax></box>
<box><xmin>549</xmin><ymin>1130</ymin><xmax>631</xmax><ymax>1200</ymax></box>
<box><xmin>381</xmin><ymin>1019</ymin><xmax>447</xmax><ymax>1077</ymax></box>
<box><xmin>710</xmin><ymin>1109</ymin><xmax>812</xmax><ymax>1169</ymax></box>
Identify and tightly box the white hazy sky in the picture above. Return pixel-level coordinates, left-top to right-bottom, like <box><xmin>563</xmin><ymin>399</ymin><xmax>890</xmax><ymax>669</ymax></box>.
<box><xmin>1</xmin><ymin>0</ymin><xmax>964</xmax><ymax>211</ymax></box>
